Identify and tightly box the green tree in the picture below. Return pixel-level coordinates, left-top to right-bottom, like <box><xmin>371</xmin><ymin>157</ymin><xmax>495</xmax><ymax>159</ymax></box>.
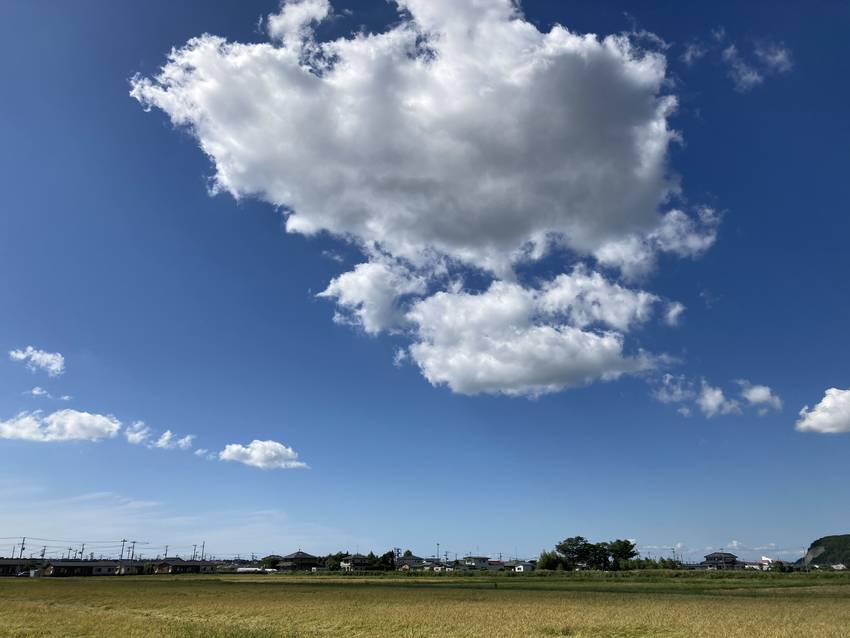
<box><xmin>379</xmin><ymin>550</ymin><xmax>396</xmax><ymax>570</ymax></box>
<box><xmin>537</xmin><ymin>549</ymin><xmax>562</xmax><ymax>570</ymax></box>
<box><xmin>555</xmin><ymin>536</ymin><xmax>593</xmax><ymax>569</ymax></box>
<box><xmin>607</xmin><ymin>540</ymin><xmax>638</xmax><ymax>565</ymax></box>
<box><xmin>587</xmin><ymin>543</ymin><xmax>612</xmax><ymax>570</ymax></box>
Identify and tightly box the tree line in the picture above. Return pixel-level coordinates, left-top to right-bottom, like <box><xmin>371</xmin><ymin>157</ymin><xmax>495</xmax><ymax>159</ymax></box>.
<box><xmin>260</xmin><ymin>551</ymin><xmax>396</xmax><ymax>571</ymax></box>
<box><xmin>538</xmin><ymin>536</ymin><xmax>681</xmax><ymax>571</ymax></box>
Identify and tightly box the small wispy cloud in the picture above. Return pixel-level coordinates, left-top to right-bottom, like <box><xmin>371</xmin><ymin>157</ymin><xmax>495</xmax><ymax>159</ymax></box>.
<box><xmin>153</xmin><ymin>430</ymin><xmax>195</xmax><ymax>450</ymax></box>
<box><xmin>9</xmin><ymin>346</ymin><xmax>65</xmax><ymax>377</ymax></box>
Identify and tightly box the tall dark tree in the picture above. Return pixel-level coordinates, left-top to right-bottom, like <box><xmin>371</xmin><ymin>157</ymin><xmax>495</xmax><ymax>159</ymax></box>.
<box><xmin>607</xmin><ymin>539</ymin><xmax>638</xmax><ymax>564</ymax></box>
<box><xmin>555</xmin><ymin>536</ymin><xmax>593</xmax><ymax>569</ymax></box>
<box><xmin>377</xmin><ymin>550</ymin><xmax>396</xmax><ymax>571</ymax></box>
<box><xmin>587</xmin><ymin>543</ymin><xmax>612</xmax><ymax>570</ymax></box>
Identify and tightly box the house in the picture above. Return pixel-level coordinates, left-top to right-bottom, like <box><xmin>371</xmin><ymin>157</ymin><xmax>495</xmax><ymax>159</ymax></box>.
<box><xmin>701</xmin><ymin>552</ymin><xmax>740</xmax><ymax>570</ymax></box>
<box><xmin>154</xmin><ymin>558</ymin><xmax>216</xmax><ymax>574</ymax></box>
<box><xmin>396</xmin><ymin>554</ymin><xmax>424</xmax><ymax>570</ymax></box>
<box><xmin>44</xmin><ymin>560</ymin><xmax>119</xmax><ymax>577</ymax></box>
<box><xmin>340</xmin><ymin>554</ymin><xmax>369</xmax><ymax>571</ymax></box>
<box><xmin>278</xmin><ymin>551</ymin><xmax>319</xmax><ymax>572</ymax></box>
<box><xmin>463</xmin><ymin>556</ymin><xmax>490</xmax><ymax>570</ymax></box>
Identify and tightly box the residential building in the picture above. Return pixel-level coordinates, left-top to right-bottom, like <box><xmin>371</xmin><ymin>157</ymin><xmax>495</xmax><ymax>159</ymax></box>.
<box><xmin>701</xmin><ymin>552</ymin><xmax>740</xmax><ymax>570</ymax></box>
<box><xmin>278</xmin><ymin>551</ymin><xmax>319</xmax><ymax>572</ymax></box>
<box><xmin>340</xmin><ymin>554</ymin><xmax>369</xmax><ymax>571</ymax></box>
<box><xmin>463</xmin><ymin>556</ymin><xmax>490</xmax><ymax>570</ymax></box>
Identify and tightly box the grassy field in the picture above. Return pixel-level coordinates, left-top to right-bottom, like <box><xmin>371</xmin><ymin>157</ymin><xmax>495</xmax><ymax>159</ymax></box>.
<box><xmin>2</xmin><ymin>571</ymin><xmax>850</xmax><ymax>637</ymax></box>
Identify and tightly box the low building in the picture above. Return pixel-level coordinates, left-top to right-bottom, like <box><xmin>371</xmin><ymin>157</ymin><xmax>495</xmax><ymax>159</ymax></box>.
<box><xmin>44</xmin><ymin>560</ymin><xmax>119</xmax><ymax>577</ymax></box>
<box><xmin>463</xmin><ymin>556</ymin><xmax>490</xmax><ymax>570</ymax></box>
<box><xmin>0</xmin><ymin>558</ymin><xmax>40</xmax><ymax>577</ymax></box>
<box><xmin>118</xmin><ymin>561</ymin><xmax>150</xmax><ymax>576</ymax></box>
<box><xmin>155</xmin><ymin>558</ymin><xmax>216</xmax><ymax>574</ymax></box>
<box><xmin>505</xmin><ymin>560</ymin><xmax>535</xmax><ymax>573</ymax></box>
<box><xmin>701</xmin><ymin>552</ymin><xmax>740</xmax><ymax>570</ymax></box>
<box><xmin>340</xmin><ymin>554</ymin><xmax>369</xmax><ymax>571</ymax></box>
<box><xmin>278</xmin><ymin>550</ymin><xmax>320</xmax><ymax>572</ymax></box>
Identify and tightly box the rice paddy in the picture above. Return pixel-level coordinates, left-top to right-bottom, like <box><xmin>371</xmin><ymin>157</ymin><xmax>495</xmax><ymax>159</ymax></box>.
<box><xmin>2</xmin><ymin>572</ymin><xmax>849</xmax><ymax>637</ymax></box>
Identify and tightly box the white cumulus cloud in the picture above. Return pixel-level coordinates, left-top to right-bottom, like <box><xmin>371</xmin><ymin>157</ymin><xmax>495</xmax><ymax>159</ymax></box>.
<box><xmin>124</xmin><ymin>421</ymin><xmax>152</xmax><ymax>445</ymax></box>
<box><xmin>796</xmin><ymin>387</ymin><xmax>850</xmax><ymax>434</ymax></box>
<box><xmin>219</xmin><ymin>439</ymin><xmax>308</xmax><ymax>470</ymax></box>
<box><xmin>131</xmin><ymin>0</ymin><xmax>722</xmax><ymax>397</ymax></box>
<box><xmin>697</xmin><ymin>380</ymin><xmax>740</xmax><ymax>417</ymax></box>
<box><xmin>0</xmin><ymin>409</ymin><xmax>121</xmax><ymax>442</ymax></box>
<box><xmin>537</xmin><ymin>266</ymin><xmax>659</xmax><ymax>332</ymax></box>
<box><xmin>318</xmin><ymin>259</ymin><xmax>426</xmax><ymax>334</ymax></box>
<box><xmin>9</xmin><ymin>346</ymin><xmax>65</xmax><ymax>377</ymax></box>
<box><xmin>737</xmin><ymin>380</ymin><xmax>782</xmax><ymax>415</ymax></box>
<box><xmin>406</xmin><ymin>279</ymin><xmax>653</xmax><ymax>396</ymax></box>
<box><xmin>131</xmin><ymin>0</ymin><xmax>686</xmax><ymax>273</ymax></box>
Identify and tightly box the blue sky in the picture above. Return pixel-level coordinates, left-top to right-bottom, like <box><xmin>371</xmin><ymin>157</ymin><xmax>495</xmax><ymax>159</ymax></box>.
<box><xmin>1</xmin><ymin>0</ymin><xmax>849</xmax><ymax>563</ymax></box>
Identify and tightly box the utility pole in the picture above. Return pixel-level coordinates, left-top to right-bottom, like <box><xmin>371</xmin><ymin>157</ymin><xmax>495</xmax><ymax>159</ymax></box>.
<box><xmin>164</xmin><ymin>545</ymin><xmax>169</xmax><ymax>558</ymax></box>
<box><xmin>130</xmin><ymin>541</ymin><xmax>136</xmax><ymax>562</ymax></box>
<box><xmin>436</xmin><ymin>543</ymin><xmax>440</xmax><ymax>561</ymax></box>
<box><xmin>80</xmin><ymin>544</ymin><xmax>85</xmax><ymax>560</ymax></box>
<box><xmin>119</xmin><ymin>539</ymin><xmax>127</xmax><ymax>561</ymax></box>
<box><xmin>200</xmin><ymin>541</ymin><xmax>205</xmax><ymax>561</ymax></box>
<box><xmin>40</xmin><ymin>546</ymin><xmax>46</xmax><ymax>560</ymax></box>
<box><xmin>19</xmin><ymin>537</ymin><xmax>26</xmax><ymax>559</ymax></box>
<box><xmin>192</xmin><ymin>544</ymin><xmax>197</xmax><ymax>561</ymax></box>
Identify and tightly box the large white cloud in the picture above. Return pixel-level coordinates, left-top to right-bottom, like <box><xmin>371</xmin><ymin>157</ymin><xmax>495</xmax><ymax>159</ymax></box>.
<box><xmin>130</xmin><ymin>0</ymin><xmax>700</xmax><ymax>273</ymax></box>
<box><xmin>405</xmin><ymin>279</ymin><xmax>653</xmax><ymax>396</ymax></box>
<box><xmin>796</xmin><ymin>387</ymin><xmax>850</xmax><ymax>434</ymax></box>
<box><xmin>219</xmin><ymin>439</ymin><xmax>308</xmax><ymax>470</ymax></box>
<box><xmin>9</xmin><ymin>346</ymin><xmax>65</xmax><ymax>377</ymax></box>
<box><xmin>0</xmin><ymin>409</ymin><xmax>121</xmax><ymax>442</ymax></box>
<box><xmin>132</xmin><ymin>0</ymin><xmax>720</xmax><ymax>396</ymax></box>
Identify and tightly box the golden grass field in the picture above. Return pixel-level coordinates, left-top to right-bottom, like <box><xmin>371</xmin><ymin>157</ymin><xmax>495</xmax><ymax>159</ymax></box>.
<box><xmin>2</xmin><ymin>572</ymin><xmax>850</xmax><ymax>637</ymax></box>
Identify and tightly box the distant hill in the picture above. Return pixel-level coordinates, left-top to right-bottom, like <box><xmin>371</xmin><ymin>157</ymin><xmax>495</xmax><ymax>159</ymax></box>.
<box><xmin>800</xmin><ymin>535</ymin><xmax>850</xmax><ymax>566</ymax></box>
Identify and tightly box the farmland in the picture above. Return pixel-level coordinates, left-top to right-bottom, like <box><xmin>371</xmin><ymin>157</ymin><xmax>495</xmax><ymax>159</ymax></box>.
<box><xmin>2</xmin><ymin>572</ymin><xmax>850</xmax><ymax>637</ymax></box>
